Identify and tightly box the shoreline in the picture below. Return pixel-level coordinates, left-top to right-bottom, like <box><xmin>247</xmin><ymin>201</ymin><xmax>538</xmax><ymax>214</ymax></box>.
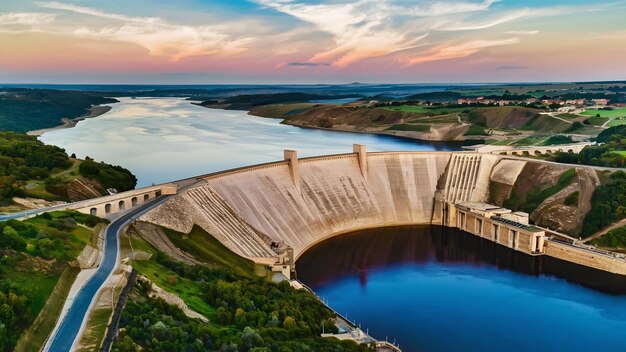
<box><xmin>198</xmin><ymin>104</ymin><xmax>483</xmax><ymax>145</ymax></box>
<box><xmin>27</xmin><ymin>105</ymin><xmax>112</xmax><ymax>137</ymax></box>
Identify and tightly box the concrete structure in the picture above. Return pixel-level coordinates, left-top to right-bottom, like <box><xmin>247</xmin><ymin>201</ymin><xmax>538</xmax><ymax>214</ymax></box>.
<box><xmin>68</xmin><ymin>184</ymin><xmax>178</xmax><ymax>217</ymax></box>
<box><xmin>463</xmin><ymin>142</ymin><xmax>594</xmax><ymax>155</ymax></box>
<box><xmin>139</xmin><ymin>145</ymin><xmax>626</xmax><ymax>277</ymax></box>
<box><xmin>451</xmin><ymin>202</ymin><xmax>545</xmax><ymax>255</ymax></box>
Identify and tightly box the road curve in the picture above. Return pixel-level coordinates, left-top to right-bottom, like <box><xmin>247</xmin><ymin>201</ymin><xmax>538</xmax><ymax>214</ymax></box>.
<box><xmin>45</xmin><ymin>195</ymin><xmax>171</xmax><ymax>352</ymax></box>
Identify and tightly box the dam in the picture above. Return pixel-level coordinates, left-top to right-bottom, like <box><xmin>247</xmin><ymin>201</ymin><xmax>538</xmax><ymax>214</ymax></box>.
<box><xmin>130</xmin><ymin>145</ymin><xmax>626</xmax><ymax>277</ymax></box>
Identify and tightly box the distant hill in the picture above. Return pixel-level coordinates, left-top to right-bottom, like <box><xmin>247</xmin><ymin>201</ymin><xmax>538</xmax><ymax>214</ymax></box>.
<box><xmin>0</xmin><ymin>88</ymin><xmax>117</xmax><ymax>132</ymax></box>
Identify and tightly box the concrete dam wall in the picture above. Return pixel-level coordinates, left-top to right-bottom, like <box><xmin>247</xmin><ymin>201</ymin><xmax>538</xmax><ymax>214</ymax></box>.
<box><xmin>141</xmin><ymin>150</ymin><xmax>496</xmax><ymax>258</ymax></box>
<box><xmin>138</xmin><ymin>147</ymin><xmax>626</xmax><ymax>275</ymax></box>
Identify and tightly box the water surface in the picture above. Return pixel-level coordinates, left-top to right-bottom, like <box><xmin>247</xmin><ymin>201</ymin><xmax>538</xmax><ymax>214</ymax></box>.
<box><xmin>40</xmin><ymin>98</ymin><xmax>469</xmax><ymax>187</ymax></box>
<box><xmin>297</xmin><ymin>226</ymin><xmax>626</xmax><ymax>352</ymax></box>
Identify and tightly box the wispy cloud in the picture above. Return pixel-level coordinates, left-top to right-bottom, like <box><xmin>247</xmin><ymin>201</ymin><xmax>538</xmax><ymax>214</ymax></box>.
<box><xmin>36</xmin><ymin>1</ymin><xmax>158</xmax><ymax>23</ymax></box>
<box><xmin>0</xmin><ymin>12</ymin><xmax>56</xmax><ymax>26</ymax></box>
<box><xmin>403</xmin><ymin>38</ymin><xmax>520</xmax><ymax>66</ymax></box>
<box><xmin>506</xmin><ymin>30</ymin><xmax>539</xmax><ymax>35</ymax></box>
<box><xmin>255</xmin><ymin>0</ymin><xmax>617</xmax><ymax>68</ymax></box>
<box><xmin>256</xmin><ymin>0</ymin><xmax>431</xmax><ymax>67</ymax></box>
<box><xmin>31</xmin><ymin>1</ymin><xmax>251</xmax><ymax>60</ymax></box>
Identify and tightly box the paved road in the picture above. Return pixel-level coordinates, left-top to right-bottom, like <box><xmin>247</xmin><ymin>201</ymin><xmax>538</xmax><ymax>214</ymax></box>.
<box><xmin>0</xmin><ymin>203</ymin><xmax>70</xmax><ymax>221</ymax></box>
<box><xmin>45</xmin><ymin>195</ymin><xmax>171</xmax><ymax>352</ymax></box>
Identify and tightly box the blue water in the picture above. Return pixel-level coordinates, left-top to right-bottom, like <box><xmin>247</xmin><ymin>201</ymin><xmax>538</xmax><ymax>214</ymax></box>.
<box><xmin>40</xmin><ymin>98</ymin><xmax>472</xmax><ymax>187</ymax></box>
<box><xmin>297</xmin><ymin>226</ymin><xmax>626</xmax><ymax>352</ymax></box>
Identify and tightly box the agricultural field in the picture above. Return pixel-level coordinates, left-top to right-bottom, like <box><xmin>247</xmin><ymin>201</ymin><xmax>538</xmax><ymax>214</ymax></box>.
<box><xmin>582</xmin><ymin>107</ymin><xmax>626</xmax><ymax>127</ymax></box>
<box><xmin>582</xmin><ymin>107</ymin><xmax>626</xmax><ymax>118</ymax></box>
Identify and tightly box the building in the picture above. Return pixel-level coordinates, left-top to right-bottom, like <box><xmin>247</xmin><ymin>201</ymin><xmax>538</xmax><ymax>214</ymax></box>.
<box><xmin>450</xmin><ymin>202</ymin><xmax>545</xmax><ymax>255</ymax></box>
<box><xmin>592</xmin><ymin>98</ymin><xmax>609</xmax><ymax>106</ymax></box>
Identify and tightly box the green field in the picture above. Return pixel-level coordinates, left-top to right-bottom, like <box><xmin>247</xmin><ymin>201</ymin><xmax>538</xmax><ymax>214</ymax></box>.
<box><xmin>586</xmin><ymin>115</ymin><xmax>609</xmax><ymax>126</ymax></box>
<box><xmin>612</xmin><ymin>150</ymin><xmax>626</xmax><ymax>156</ymax></box>
<box><xmin>607</xmin><ymin>118</ymin><xmax>626</xmax><ymax>127</ymax></box>
<box><xmin>582</xmin><ymin>107</ymin><xmax>626</xmax><ymax>118</ymax></box>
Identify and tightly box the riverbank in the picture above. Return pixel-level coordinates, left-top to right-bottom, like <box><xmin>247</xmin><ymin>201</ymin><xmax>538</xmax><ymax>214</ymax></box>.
<box><xmin>27</xmin><ymin>105</ymin><xmax>112</xmax><ymax>136</ymax></box>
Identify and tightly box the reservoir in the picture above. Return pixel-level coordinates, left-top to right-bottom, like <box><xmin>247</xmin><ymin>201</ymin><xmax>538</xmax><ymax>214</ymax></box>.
<box><xmin>297</xmin><ymin>226</ymin><xmax>626</xmax><ymax>352</ymax></box>
<box><xmin>38</xmin><ymin>97</ymin><xmax>626</xmax><ymax>351</ymax></box>
<box><xmin>39</xmin><ymin>98</ymin><xmax>469</xmax><ymax>187</ymax></box>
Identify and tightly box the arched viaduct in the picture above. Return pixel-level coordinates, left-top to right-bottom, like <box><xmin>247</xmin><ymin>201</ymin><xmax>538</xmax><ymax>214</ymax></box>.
<box><xmin>67</xmin><ymin>184</ymin><xmax>178</xmax><ymax>217</ymax></box>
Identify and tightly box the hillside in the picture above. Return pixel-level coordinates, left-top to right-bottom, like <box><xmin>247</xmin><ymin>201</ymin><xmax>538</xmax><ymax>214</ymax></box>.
<box><xmin>0</xmin><ymin>132</ymin><xmax>137</xmax><ymax>213</ymax></box>
<box><xmin>0</xmin><ymin>89</ymin><xmax>117</xmax><ymax>133</ymax></box>
<box><xmin>0</xmin><ymin>211</ymin><xmax>106</xmax><ymax>352</ymax></box>
<box><xmin>242</xmin><ymin>102</ymin><xmax>597</xmax><ymax>143</ymax></box>
<box><xmin>110</xmin><ymin>224</ymin><xmax>371</xmax><ymax>352</ymax></box>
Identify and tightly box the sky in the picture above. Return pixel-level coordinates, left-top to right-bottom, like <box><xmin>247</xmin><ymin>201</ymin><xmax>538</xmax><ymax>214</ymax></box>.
<box><xmin>1</xmin><ymin>0</ymin><xmax>625</xmax><ymax>84</ymax></box>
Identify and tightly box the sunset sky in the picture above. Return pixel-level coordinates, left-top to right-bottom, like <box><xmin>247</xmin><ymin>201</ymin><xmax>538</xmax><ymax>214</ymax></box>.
<box><xmin>1</xmin><ymin>0</ymin><xmax>625</xmax><ymax>84</ymax></box>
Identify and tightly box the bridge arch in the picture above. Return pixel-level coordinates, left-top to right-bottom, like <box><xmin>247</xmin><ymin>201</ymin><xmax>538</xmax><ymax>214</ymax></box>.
<box><xmin>144</xmin><ymin>194</ymin><xmax>149</xmax><ymax>202</ymax></box>
<box><xmin>90</xmin><ymin>207</ymin><xmax>97</xmax><ymax>216</ymax></box>
<box><xmin>131</xmin><ymin>197</ymin><xmax>138</xmax><ymax>206</ymax></box>
<box><xmin>118</xmin><ymin>200</ymin><xmax>126</xmax><ymax>210</ymax></box>
<box><xmin>105</xmin><ymin>203</ymin><xmax>112</xmax><ymax>214</ymax></box>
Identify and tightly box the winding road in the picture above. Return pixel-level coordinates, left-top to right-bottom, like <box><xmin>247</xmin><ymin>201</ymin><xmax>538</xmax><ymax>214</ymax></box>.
<box><xmin>44</xmin><ymin>195</ymin><xmax>171</xmax><ymax>352</ymax></box>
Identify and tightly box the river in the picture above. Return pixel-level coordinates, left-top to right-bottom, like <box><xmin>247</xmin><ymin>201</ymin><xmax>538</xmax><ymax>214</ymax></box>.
<box><xmin>297</xmin><ymin>226</ymin><xmax>626</xmax><ymax>352</ymax></box>
<box><xmin>40</xmin><ymin>97</ymin><xmax>469</xmax><ymax>187</ymax></box>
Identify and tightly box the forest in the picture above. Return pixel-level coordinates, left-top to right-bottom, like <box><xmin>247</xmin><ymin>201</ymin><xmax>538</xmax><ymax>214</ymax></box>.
<box><xmin>0</xmin><ymin>88</ymin><xmax>117</xmax><ymax>132</ymax></box>
<box><xmin>582</xmin><ymin>171</ymin><xmax>626</xmax><ymax>237</ymax></box>
<box><xmin>112</xmin><ymin>229</ymin><xmax>372</xmax><ymax>352</ymax></box>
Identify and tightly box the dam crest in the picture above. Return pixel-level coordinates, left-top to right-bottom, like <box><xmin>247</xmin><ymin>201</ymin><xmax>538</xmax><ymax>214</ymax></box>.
<box><xmin>137</xmin><ymin>145</ymin><xmax>626</xmax><ymax>277</ymax></box>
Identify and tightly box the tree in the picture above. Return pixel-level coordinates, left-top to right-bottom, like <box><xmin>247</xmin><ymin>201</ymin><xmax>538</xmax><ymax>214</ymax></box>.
<box><xmin>283</xmin><ymin>316</ymin><xmax>296</xmax><ymax>329</ymax></box>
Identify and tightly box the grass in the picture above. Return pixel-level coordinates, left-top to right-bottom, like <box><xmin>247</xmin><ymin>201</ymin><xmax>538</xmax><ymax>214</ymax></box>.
<box><xmin>556</xmin><ymin>113</ymin><xmax>580</xmax><ymax>120</ymax></box>
<box><xmin>385</xmin><ymin>123</ymin><xmax>430</xmax><ymax>132</ymax></box>
<box><xmin>22</xmin><ymin>160</ymin><xmax>85</xmax><ymax>201</ymax></box>
<box><xmin>164</xmin><ymin>226</ymin><xmax>260</xmax><ymax>278</ymax></box>
<box><xmin>521</xmin><ymin>114</ymin><xmax>570</xmax><ymax>134</ymax></box>
<box><xmin>124</xmin><ymin>233</ymin><xmax>217</xmax><ymax>319</ymax></box>
<box><xmin>25</xmin><ymin>216</ymin><xmax>93</xmax><ymax>260</ymax></box>
<box><xmin>0</xmin><ymin>203</ymin><xmax>28</xmax><ymax>214</ymax></box>
<box><xmin>586</xmin><ymin>115</ymin><xmax>609</xmax><ymax>126</ymax></box>
<box><xmin>75</xmin><ymin>307</ymin><xmax>112</xmax><ymax>352</ymax></box>
<box><xmin>612</xmin><ymin>150</ymin><xmax>626</xmax><ymax>156</ymax></box>
<box><xmin>581</xmin><ymin>107</ymin><xmax>626</xmax><ymax>118</ymax></box>
<box><xmin>512</xmin><ymin>136</ymin><xmax>546</xmax><ymax>145</ymax></box>
<box><xmin>465</xmin><ymin>124</ymin><xmax>488</xmax><ymax>136</ymax></box>
<box><xmin>607</xmin><ymin>118</ymin><xmax>626</xmax><ymax>127</ymax></box>
<box><xmin>14</xmin><ymin>266</ymin><xmax>80</xmax><ymax>352</ymax></box>
<box><xmin>415</xmin><ymin>113</ymin><xmax>460</xmax><ymax>123</ymax></box>
<box><xmin>523</xmin><ymin>168</ymin><xmax>576</xmax><ymax>213</ymax></box>
<box><xmin>3</xmin><ymin>266</ymin><xmax>61</xmax><ymax>316</ymax></box>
